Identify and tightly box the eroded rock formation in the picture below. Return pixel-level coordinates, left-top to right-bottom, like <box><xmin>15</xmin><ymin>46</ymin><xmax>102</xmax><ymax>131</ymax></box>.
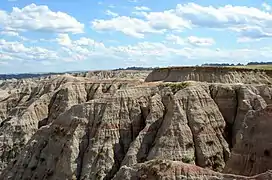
<box><xmin>145</xmin><ymin>67</ymin><xmax>272</xmax><ymax>84</ymax></box>
<box><xmin>224</xmin><ymin>105</ymin><xmax>272</xmax><ymax>176</ymax></box>
<box><xmin>0</xmin><ymin>68</ymin><xmax>271</xmax><ymax>179</ymax></box>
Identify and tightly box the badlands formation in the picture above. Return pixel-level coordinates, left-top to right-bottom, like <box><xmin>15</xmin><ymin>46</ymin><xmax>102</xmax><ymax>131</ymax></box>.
<box><xmin>0</xmin><ymin>67</ymin><xmax>271</xmax><ymax>180</ymax></box>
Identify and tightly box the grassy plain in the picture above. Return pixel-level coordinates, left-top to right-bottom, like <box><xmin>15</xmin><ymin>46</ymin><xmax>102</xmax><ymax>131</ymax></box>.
<box><xmin>229</xmin><ymin>65</ymin><xmax>272</xmax><ymax>70</ymax></box>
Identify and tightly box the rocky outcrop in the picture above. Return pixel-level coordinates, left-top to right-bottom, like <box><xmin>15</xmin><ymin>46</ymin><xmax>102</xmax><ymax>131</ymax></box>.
<box><xmin>74</xmin><ymin>70</ymin><xmax>151</xmax><ymax>81</ymax></box>
<box><xmin>224</xmin><ymin>105</ymin><xmax>272</xmax><ymax>176</ymax></box>
<box><xmin>0</xmin><ymin>67</ymin><xmax>272</xmax><ymax>179</ymax></box>
<box><xmin>0</xmin><ymin>75</ymin><xmax>143</xmax><ymax>173</ymax></box>
<box><xmin>145</xmin><ymin>67</ymin><xmax>272</xmax><ymax>84</ymax></box>
<box><xmin>1</xmin><ymin>76</ymin><xmax>272</xmax><ymax>179</ymax></box>
<box><xmin>210</xmin><ymin>84</ymin><xmax>271</xmax><ymax>147</ymax></box>
<box><xmin>0</xmin><ymin>75</ymin><xmax>86</xmax><ymax>171</ymax></box>
<box><xmin>113</xmin><ymin>159</ymin><xmax>272</xmax><ymax>180</ymax></box>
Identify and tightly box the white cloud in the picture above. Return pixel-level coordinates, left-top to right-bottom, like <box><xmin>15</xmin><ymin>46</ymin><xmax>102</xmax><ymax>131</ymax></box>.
<box><xmin>0</xmin><ymin>31</ymin><xmax>19</xmax><ymax>37</ymax></box>
<box><xmin>0</xmin><ymin>53</ymin><xmax>13</xmax><ymax>61</ymax></box>
<box><xmin>3</xmin><ymin>2</ymin><xmax>272</xmax><ymax>72</ymax></box>
<box><xmin>56</xmin><ymin>34</ymin><xmax>72</xmax><ymax>47</ymax></box>
<box><xmin>92</xmin><ymin>11</ymin><xmax>190</xmax><ymax>38</ymax></box>
<box><xmin>262</xmin><ymin>2</ymin><xmax>271</xmax><ymax>11</ymax></box>
<box><xmin>175</xmin><ymin>3</ymin><xmax>272</xmax><ymax>40</ymax></box>
<box><xmin>108</xmin><ymin>41</ymin><xmax>272</xmax><ymax>67</ymax></box>
<box><xmin>0</xmin><ymin>30</ymin><xmax>29</xmax><ymax>41</ymax></box>
<box><xmin>0</xmin><ymin>39</ymin><xmax>58</xmax><ymax>62</ymax></box>
<box><xmin>236</xmin><ymin>26</ymin><xmax>272</xmax><ymax>42</ymax></box>
<box><xmin>92</xmin><ymin>3</ymin><xmax>272</xmax><ymax>40</ymax></box>
<box><xmin>0</xmin><ymin>3</ymin><xmax>84</xmax><ymax>34</ymax></box>
<box><xmin>55</xmin><ymin>34</ymin><xmax>106</xmax><ymax>61</ymax></box>
<box><xmin>145</xmin><ymin>11</ymin><xmax>191</xmax><ymax>30</ymax></box>
<box><xmin>74</xmin><ymin>37</ymin><xmax>105</xmax><ymax>49</ymax></box>
<box><xmin>135</xmin><ymin>6</ymin><xmax>151</xmax><ymax>11</ymax></box>
<box><xmin>92</xmin><ymin>16</ymin><xmax>163</xmax><ymax>38</ymax></box>
<box><xmin>187</xmin><ymin>36</ymin><xmax>215</xmax><ymax>46</ymax></box>
<box><xmin>165</xmin><ymin>34</ymin><xmax>215</xmax><ymax>46</ymax></box>
<box><xmin>2</xmin><ymin>34</ymin><xmax>272</xmax><ymax>72</ymax></box>
<box><xmin>166</xmin><ymin>34</ymin><xmax>185</xmax><ymax>45</ymax></box>
<box><xmin>105</xmin><ymin>10</ymin><xmax>119</xmax><ymax>17</ymax></box>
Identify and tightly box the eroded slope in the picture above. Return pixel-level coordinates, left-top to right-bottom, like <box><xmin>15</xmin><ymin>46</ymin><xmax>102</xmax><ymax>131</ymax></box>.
<box><xmin>0</xmin><ymin>74</ymin><xmax>143</xmax><ymax>173</ymax></box>
<box><xmin>0</xmin><ymin>76</ymin><xmax>271</xmax><ymax>179</ymax></box>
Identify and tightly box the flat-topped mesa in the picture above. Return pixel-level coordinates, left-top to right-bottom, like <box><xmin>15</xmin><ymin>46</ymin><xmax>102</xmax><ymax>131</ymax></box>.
<box><xmin>145</xmin><ymin>66</ymin><xmax>272</xmax><ymax>84</ymax></box>
<box><xmin>74</xmin><ymin>70</ymin><xmax>151</xmax><ymax>81</ymax></box>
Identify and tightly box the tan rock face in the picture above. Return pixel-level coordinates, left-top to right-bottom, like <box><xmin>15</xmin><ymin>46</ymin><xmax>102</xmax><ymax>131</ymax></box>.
<box><xmin>224</xmin><ymin>105</ymin><xmax>272</xmax><ymax>176</ymax></box>
<box><xmin>0</xmin><ymin>69</ymin><xmax>272</xmax><ymax>179</ymax></box>
<box><xmin>145</xmin><ymin>67</ymin><xmax>272</xmax><ymax>84</ymax></box>
<box><xmin>113</xmin><ymin>159</ymin><xmax>272</xmax><ymax>180</ymax></box>
<box><xmin>0</xmin><ymin>75</ymin><xmax>144</xmax><ymax>173</ymax></box>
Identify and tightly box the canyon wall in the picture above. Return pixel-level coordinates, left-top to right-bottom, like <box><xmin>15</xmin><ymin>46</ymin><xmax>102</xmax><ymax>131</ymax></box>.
<box><xmin>0</xmin><ymin>69</ymin><xmax>271</xmax><ymax>179</ymax></box>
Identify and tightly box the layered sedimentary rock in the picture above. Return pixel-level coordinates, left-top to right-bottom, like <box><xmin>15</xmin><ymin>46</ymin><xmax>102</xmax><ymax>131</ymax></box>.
<box><xmin>0</xmin><ymin>74</ymin><xmax>143</xmax><ymax>173</ymax></box>
<box><xmin>0</xmin><ymin>68</ymin><xmax>272</xmax><ymax>179</ymax></box>
<box><xmin>145</xmin><ymin>67</ymin><xmax>272</xmax><ymax>84</ymax></box>
<box><xmin>113</xmin><ymin>159</ymin><xmax>272</xmax><ymax>180</ymax></box>
<box><xmin>0</xmin><ymin>78</ymin><xmax>271</xmax><ymax>179</ymax></box>
<box><xmin>74</xmin><ymin>70</ymin><xmax>151</xmax><ymax>81</ymax></box>
<box><xmin>224</xmin><ymin>105</ymin><xmax>272</xmax><ymax>176</ymax></box>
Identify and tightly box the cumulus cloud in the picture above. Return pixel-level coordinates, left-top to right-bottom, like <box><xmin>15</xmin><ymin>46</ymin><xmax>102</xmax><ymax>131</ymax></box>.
<box><xmin>237</xmin><ymin>26</ymin><xmax>272</xmax><ymax>42</ymax></box>
<box><xmin>0</xmin><ymin>30</ymin><xmax>29</xmax><ymax>41</ymax></box>
<box><xmin>56</xmin><ymin>34</ymin><xmax>72</xmax><ymax>47</ymax></box>
<box><xmin>92</xmin><ymin>3</ymin><xmax>272</xmax><ymax>40</ymax></box>
<box><xmin>56</xmin><ymin>34</ymin><xmax>105</xmax><ymax>51</ymax></box>
<box><xmin>3</xmin><ymin>2</ymin><xmax>272</xmax><ymax>73</ymax></box>
<box><xmin>262</xmin><ymin>2</ymin><xmax>271</xmax><ymax>11</ymax></box>
<box><xmin>1</xmin><ymin>34</ymin><xmax>272</xmax><ymax>72</ymax></box>
<box><xmin>54</xmin><ymin>37</ymin><xmax>272</xmax><ymax>66</ymax></box>
<box><xmin>0</xmin><ymin>39</ymin><xmax>58</xmax><ymax>62</ymax></box>
<box><xmin>187</xmin><ymin>36</ymin><xmax>215</xmax><ymax>46</ymax></box>
<box><xmin>145</xmin><ymin>11</ymin><xmax>191</xmax><ymax>30</ymax></box>
<box><xmin>92</xmin><ymin>11</ymin><xmax>189</xmax><ymax>38</ymax></box>
<box><xmin>165</xmin><ymin>34</ymin><xmax>185</xmax><ymax>45</ymax></box>
<box><xmin>0</xmin><ymin>3</ymin><xmax>84</xmax><ymax>34</ymax></box>
<box><xmin>108</xmin><ymin>41</ymin><xmax>272</xmax><ymax>67</ymax></box>
<box><xmin>92</xmin><ymin>16</ymin><xmax>163</xmax><ymax>38</ymax></box>
<box><xmin>174</xmin><ymin>3</ymin><xmax>272</xmax><ymax>40</ymax></box>
<box><xmin>165</xmin><ymin>34</ymin><xmax>214</xmax><ymax>46</ymax></box>
<box><xmin>55</xmin><ymin>34</ymin><xmax>106</xmax><ymax>61</ymax></box>
<box><xmin>0</xmin><ymin>31</ymin><xmax>19</xmax><ymax>37</ymax></box>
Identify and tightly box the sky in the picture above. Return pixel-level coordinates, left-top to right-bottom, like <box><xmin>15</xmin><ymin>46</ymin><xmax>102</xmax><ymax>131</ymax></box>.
<box><xmin>0</xmin><ymin>0</ymin><xmax>272</xmax><ymax>73</ymax></box>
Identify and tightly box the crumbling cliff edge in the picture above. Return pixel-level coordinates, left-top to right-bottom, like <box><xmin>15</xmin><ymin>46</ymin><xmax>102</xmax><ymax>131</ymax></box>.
<box><xmin>145</xmin><ymin>66</ymin><xmax>272</xmax><ymax>84</ymax></box>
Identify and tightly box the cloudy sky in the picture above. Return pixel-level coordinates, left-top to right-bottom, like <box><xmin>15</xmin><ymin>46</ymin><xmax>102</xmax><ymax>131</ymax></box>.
<box><xmin>0</xmin><ymin>0</ymin><xmax>272</xmax><ymax>73</ymax></box>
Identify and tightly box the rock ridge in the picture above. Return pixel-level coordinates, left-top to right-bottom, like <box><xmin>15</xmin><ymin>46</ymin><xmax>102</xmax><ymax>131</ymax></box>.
<box><xmin>145</xmin><ymin>67</ymin><xmax>272</xmax><ymax>84</ymax></box>
<box><xmin>0</xmin><ymin>74</ymin><xmax>271</xmax><ymax>179</ymax></box>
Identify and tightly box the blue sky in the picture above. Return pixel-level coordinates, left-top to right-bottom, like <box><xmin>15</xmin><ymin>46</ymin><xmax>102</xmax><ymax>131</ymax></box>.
<box><xmin>0</xmin><ymin>0</ymin><xmax>272</xmax><ymax>73</ymax></box>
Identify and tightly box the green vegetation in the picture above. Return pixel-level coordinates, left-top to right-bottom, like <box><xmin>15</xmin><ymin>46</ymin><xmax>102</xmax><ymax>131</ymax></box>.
<box><xmin>155</xmin><ymin>65</ymin><xmax>272</xmax><ymax>72</ymax></box>
<box><xmin>230</xmin><ymin>65</ymin><xmax>272</xmax><ymax>70</ymax></box>
<box><xmin>182</xmin><ymin>156</ymin><xmax>195</xmax><ymax>164</ymax></box>
<box><xmin>155</xmin><ymin>67</ymin><xmax>170</xmax><ymax>72</ymax></box>
<box><xmin>159</xmin><ymin>82</ymin><xmax>191</xmax><ymax>94</ymax></box>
